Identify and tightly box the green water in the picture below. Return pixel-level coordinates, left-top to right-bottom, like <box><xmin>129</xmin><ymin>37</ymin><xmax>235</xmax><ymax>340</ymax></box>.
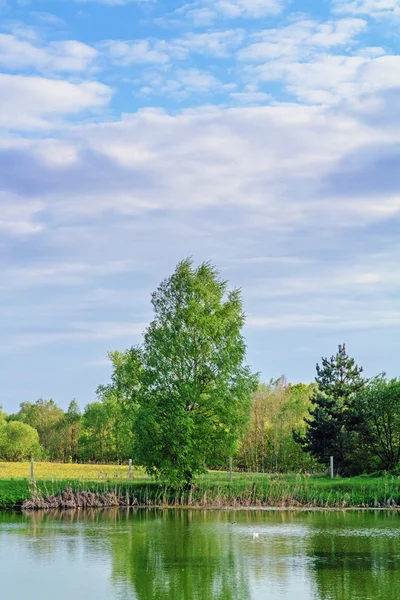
<box><xmin>1</xmin><ymin>509</ymin><xmax>400</xmax><ymax>599</ymax></box>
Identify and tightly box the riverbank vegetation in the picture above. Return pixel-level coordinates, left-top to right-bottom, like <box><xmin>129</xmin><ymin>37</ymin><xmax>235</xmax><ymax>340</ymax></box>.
<box><xmin>2</xmin><ymin>472</ymin><xmax>400</xmax><ymax>510</ymax></box>
<box><xmin>2</xmin><ymin>258</ymin><xmax>400</xmax><ymax>497</ymax></box>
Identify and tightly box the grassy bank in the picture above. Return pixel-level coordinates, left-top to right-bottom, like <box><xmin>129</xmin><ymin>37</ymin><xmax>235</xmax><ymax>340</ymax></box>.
<box><xmin>2</xmin><ymin>471</ymin><xmax>400</xmax><ymax>509</ymax></box>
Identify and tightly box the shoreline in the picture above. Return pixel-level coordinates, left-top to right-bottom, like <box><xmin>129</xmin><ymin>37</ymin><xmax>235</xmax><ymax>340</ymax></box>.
<box><xmin>2</xmin><ymin>476</ymin><xmax>400</xmax><ymax>511</ymax></box>
<box><xmin>3</xmin><ymin>505</ymin><xmax>400</xmax><ymax>513</ymax></box>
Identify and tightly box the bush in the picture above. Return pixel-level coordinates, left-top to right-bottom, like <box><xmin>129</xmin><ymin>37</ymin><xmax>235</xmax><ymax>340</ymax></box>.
<box><xmin>0</xmin><ymin>421</ymin><xmax>44</xmax><ymax>461</ymax></box>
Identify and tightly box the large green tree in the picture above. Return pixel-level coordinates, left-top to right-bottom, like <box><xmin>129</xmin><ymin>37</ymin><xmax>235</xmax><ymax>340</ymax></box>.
<box><xmin>352</xmin><ymin>376</ymin><xmax>400</xmax><ymax>472</ymax></box>
<box><xmin>133</xmin><ymin>258</ymin><xmax>258</xmax><ymax>486</ymax></box>
<box><xmin>296</xmin><ymin>344</ymin><xmax>365</xmax><ymax>474</ymax></box>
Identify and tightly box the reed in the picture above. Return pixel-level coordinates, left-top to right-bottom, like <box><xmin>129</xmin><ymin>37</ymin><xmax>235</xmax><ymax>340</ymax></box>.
<box><xmin>9</xmin><ymin>474</ymin><xmax>400</xmax><ymax>510</ymax></box>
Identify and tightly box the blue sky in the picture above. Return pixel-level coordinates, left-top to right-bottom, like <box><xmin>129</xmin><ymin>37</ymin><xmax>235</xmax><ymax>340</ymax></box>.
<box><xmin>1</xmin><ymin>0</ymin><xmax>400</xmax><ymax>412</ymax></box>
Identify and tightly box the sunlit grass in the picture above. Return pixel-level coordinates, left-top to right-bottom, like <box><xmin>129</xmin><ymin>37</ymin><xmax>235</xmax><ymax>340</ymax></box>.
<box><xmin>0</xmin><ymin>461</ymin><xmax>149</xmax><ymax>482</ymax></box>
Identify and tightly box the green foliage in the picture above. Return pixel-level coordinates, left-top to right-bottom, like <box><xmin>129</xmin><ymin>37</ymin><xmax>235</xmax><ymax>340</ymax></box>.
<box><xmin>105</xmin><ymin>348</ymin><xmax>144</xmax><ymax>404</ymax></box>
<box><xmin>133</xmin><ymin>258</ymin><xmax>258</xmax><ymax>486</ymax></box>
<box><xmin>62</xmin><ymin>400</ymin><xmax>82</xmax><ymax>462</ymax></box>
<box><xmin>8</xmin><ymin>398</ymin><xmax>84</xmax><ymax>462</ymax></box>
<box><xmin>351</xmin><ymin>376</ymin><xmax>400</xmax><ymax>471</ymax></box>
<box><xmin>0</xmin><ymin>406</ymin><xmax>6</xmax><ymax>428</ymax></box>
<box><xmin>78</xmin><ymin>401</ymin><xmax>117</xmax><ymax>463</ymax></box>
<box><xmin>0</xmin><ymin>421</ymin><xmax>43</xmax><ymax>461</ymax></box>
<box><xmin>315</xmin><ymin>343</ymin><xmax>365</xmax><ymax>398</ymax></box>
<box><xmin>11</xmin><ymin>398</ymin><xmax>65</xmax><ymax>460</ymax></box>
<box><xmin>78</xmin><ymin>348</ymin><xmax>142</xmax><ymax>463</ymax></box>
<box><xmin>84</xmin><ymin>348</ymin><xmax>143</xmax><ymax>463</ymax></box>
<box><xmin>296</xmin><ymin>344</ymin><xmax>365</xmax><ymax>474</ymax></box>
<box><xmin>237</xmin><ymin>378</ymin><xmax>316</xmax><ymax>472</ymax></box>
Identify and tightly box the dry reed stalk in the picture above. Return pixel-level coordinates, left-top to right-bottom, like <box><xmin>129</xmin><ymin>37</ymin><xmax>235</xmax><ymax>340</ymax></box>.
<box><xmin>22</xmin><ymin>486</ymin><xmax>128</xmax><ymax>510</ymax></box>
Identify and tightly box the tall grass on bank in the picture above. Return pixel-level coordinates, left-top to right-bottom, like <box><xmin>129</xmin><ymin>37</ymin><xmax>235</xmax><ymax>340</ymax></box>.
<box><xmin>0</xmin><ymin>474</ymin><xmax>398</xmax><ymax>510</ymax></box>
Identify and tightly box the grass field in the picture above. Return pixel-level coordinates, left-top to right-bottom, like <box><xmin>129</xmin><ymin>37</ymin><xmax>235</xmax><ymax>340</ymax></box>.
<box><xmin>0</xmin><ymin>461</ymin><xmax>149</xmax><ymax>482</ymax></box>
<box><xmin>1</xmin><ymin>462</ymin><xmax>400</xmax><ymax>509</ymax></box>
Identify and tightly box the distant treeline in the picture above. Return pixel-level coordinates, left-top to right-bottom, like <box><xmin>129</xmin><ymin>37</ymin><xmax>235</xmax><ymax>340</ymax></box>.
<box><xmin>0</xmin><ymin>378</ymin><xmax>316</xmax><ymax>470</ymax></box>
<box><xmin>3</xmin><ymin>361</ymin><xmax>400</xmax><ymax>477</ymax></box>
<box><xmin>0</xmin><ymin>393</ymin><xmax>133</xmax><ymax>464</ymax></box>
<box><xmin>2</xmin><ymin>259</ymin><xmax>400</xmax><ymax>481</ymax></box>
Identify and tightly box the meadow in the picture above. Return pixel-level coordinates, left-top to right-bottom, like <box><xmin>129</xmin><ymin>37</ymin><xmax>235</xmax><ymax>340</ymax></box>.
<box><xmin>1</xmin><ymin>462</ymin><xmax>400</xmax><ymax>509</ymax></box>
<box><xmin>0</xmin><ymin>461</ymin><xmax>148</xmax><ymax>482</ymax></box>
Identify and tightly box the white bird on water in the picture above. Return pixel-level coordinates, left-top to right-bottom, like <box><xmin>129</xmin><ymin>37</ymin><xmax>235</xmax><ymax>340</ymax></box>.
<box><xmin>252</xmin><ymin>532</ymin><xmax>259</xmax><ymax>539</ymax></box>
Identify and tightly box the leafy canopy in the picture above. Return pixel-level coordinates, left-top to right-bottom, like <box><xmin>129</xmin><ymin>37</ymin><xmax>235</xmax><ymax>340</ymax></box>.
<box><xmin>352</xmin><ymin>376</ymin><xmax>400</xmax><ymax>471</ymax></box>
<box><xmin>0</xmin><ymin>420</ymin><xmax>43</xmax><ymax>461</ymax></box>
<box><xmin>133</xmin><ymin>258</ymin><xmax>258</xmax><ymax>485</ymax></box>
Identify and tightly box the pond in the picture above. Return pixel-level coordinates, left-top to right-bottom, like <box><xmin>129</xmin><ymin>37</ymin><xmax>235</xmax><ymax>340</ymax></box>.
<box><xmin>1</xmin><ymin>509</ymin><xmax>399</xmax><ymax>599</ymax></box>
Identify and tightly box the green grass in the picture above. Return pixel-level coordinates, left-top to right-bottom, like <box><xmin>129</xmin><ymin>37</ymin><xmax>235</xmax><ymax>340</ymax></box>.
<box><xmin>0</xmin><ymin>480</ymin><xmax>31</xmax><ymax>508</ymax></box>
<box><xmin>2</xmin><ymin>472</ymin><xmax>400</xmax><ymax>509</ymax></box>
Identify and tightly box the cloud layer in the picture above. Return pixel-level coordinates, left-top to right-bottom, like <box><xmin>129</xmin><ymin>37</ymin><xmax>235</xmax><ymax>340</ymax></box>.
<box><xmin>1</xmin><ymin>0</ymin><xmax>400</xmax><ymax>410</ymax></box>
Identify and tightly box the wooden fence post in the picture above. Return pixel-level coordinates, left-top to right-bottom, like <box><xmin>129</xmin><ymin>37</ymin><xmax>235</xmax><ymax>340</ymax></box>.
<box><xmin>229</xmin><ymin>457</ymin><xmax>233</xmax><ymax>483</ymax></box>
<box><xmin>330</xmin><ymin>456</ymin><xmax>334</xmax><ymax>479</ymax></box>
<box><xmin>128</xmin><ymin>458</ymin><xmax>133</xmax><ymax>481</ymax></box>
<box><xmin>30</xmin><ymin>458</ymin><xmax>35</xmax><ymax>483</ymax></box>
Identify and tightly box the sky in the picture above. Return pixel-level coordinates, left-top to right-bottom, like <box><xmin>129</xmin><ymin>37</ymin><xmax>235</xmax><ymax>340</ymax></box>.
<box><xmin>1</xmin><ymin>0</ymin><xmax>400</xmax><ymax>413</ymax></box>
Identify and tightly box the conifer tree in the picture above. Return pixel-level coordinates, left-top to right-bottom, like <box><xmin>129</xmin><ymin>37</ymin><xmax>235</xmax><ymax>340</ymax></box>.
<box><xmin>295</xmin><ymin>344</ymin><xmax>365</xmax><ymax>473</ymax></box>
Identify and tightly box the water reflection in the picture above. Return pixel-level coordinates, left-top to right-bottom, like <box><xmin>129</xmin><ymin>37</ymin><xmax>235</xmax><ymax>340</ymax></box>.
<box><xmin>304</xmin><ymin>511</ymin><xmax>400</xmax><ymax>600</ymax></box>
<box><xmin>1</xmin><ymin>509</ymin><xmax>400</xmax><ymax>600</ymax></box>
<box><xmin>109</xmin><ymin>510</ymin><xmax>251</xmax><ymax>600</ymax></box>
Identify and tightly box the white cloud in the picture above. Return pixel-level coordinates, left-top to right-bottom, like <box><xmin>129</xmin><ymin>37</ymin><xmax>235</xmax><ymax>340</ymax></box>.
<box><xmin>250</xmin><ymin>54</ymin><xmax>365</xmax><ymax>103</ymax></box>
<box><xmin>236</xmin><ymin>17</ymin><xmax>399</xmax><ymax>107</ymax></box>
<box><xmin>354</xmin><ymin>46</ymin><xmax>386</xmax><ymax>57</ymax></box>
<box><xmin>239</xmin><ymin>18</ymin><xmax>367</xmax><ymax>62</ymax></box>
<box><xmin>75</xmin><ymin>0</ymin><xmax>152</xmax><ymax>4</ymax></box>
<box><xmin>333</xmin><ymin>0</ymin><xmax>400</xmax><ymax>16</ymax></box>
<box><xmin>101</xmin><ymin>39</ymin><xmax>171</xmax><ymax>65</ymax></box>
<box><xmin>357</xmin><ymin>55</ymin><xmax>400</xmax><ymax>90</ymax></box>
<box><xmin>248</xmin><ymin>52</ymin><xmax>400</xmax><ymax>105</ymax></box>
<box><xmin>247</xmin><ymin>310</ymin><xmax>400</xmax><ymax>330</ymax></box>
<box><xmin>244</xmin><ymin>254</ymin><xmax>400</xmax><ymax>333</ymax></box>
<box><xmin>230</xmin><ymin>91</ymin><xmax>271</xmax><ymax>104</ymax></box>
<box><xmin>1</xmin><ymin>100</ymin><xmax>394</xmax><ymax>229</ymax></box>
<box><xmin>0</xmin><ymin>220</ymin><xmax>43</xmax><ymax>235</ymax></box>
<box><xmin>0</xmin><ymin>193</ymin><xmax>44</xmax><ymax>235</ymax></box>
<box><xmin>178</xmin><ymin>0</ymin><xmax>284</xmax><ymax>24</ymax></box>
<box><xmin>176</xmin><ymin>30</ymin><xmax>245</xmax><ymax>57</ymax></box>
<box><xmin>2</xmin><ymin>260</ymin><xmax>137</xmax><ymax>288</ymax></box>
<box><xmin>0</xmin><ymin>74</ymin><xmax>112</xmax><ymax>129</ymax></box>
<box><xmin>140</xmin><ymin>68</ymin><xmax>222</xmax><ymax>96</ymax></box>
<box><xmin>13</xmin><ymin>321</ymin><xmax>147</xmax><ymax>348</ymax></box>
<box><xmin>209</xmin><ymin>0</ymin><xmax>284</xmax><ymax>18</ymax></box>
<box><xmin>0</xmin><ymin>33</ymin><xmax>98</xmax><ymax>73</ymax></box>
<box><xmin>173</xmin><ymin>68</ymin><xmax>220</xmax><ymax>89</ymax></box>
<box><xmin>2</xmin><ymin>0</ymin><xmax>400</xmax><ymax>402</ymax></box>
<box><xmin>102</xmin><ymin>30</ymin><xmax>244</xmax><ymax>65</ymax></box>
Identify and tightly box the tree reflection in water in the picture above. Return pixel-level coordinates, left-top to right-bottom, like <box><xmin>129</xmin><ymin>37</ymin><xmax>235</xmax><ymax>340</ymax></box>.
<box><xmin>109</xmin><ymin>509</ymin><xmax>251</xmax><ymax>600</ymax></box>
<box><xmin>304</xmin><ymin>511</ymin><xmax>400</xmax><ymax>600</ymax></box>
<box><xmin>2</xmin><ymin>508</ymin><xmax>400</xmax><ymax>600</ymax></box>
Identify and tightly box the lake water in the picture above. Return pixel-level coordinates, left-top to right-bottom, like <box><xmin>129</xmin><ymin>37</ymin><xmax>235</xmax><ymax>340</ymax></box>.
<box><xmin>1</xmin><ymin>509</ymin><xmax>399</xmax><ymax>599</ymax></box>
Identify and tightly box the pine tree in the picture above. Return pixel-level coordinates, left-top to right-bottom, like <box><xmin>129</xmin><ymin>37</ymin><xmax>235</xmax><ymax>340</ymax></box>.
<box><xmin>295</xmin><ymin>344</ymin><xmax>365</xmax><ymax>474</ymax></box>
